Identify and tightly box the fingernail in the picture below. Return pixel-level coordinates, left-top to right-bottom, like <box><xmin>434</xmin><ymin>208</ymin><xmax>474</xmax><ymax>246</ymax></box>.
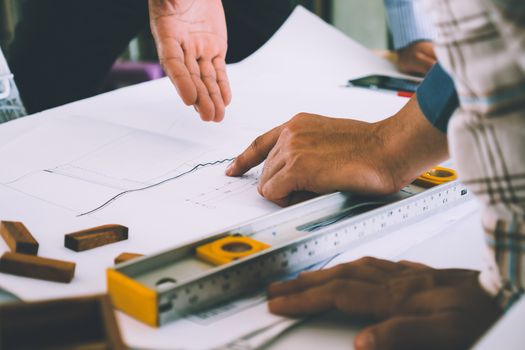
<box><xmin>355</xmin><ymin>332</ymin><xmax>375</xmax><ymax>350</ymax></box>
<box><xmin>225</xmin><ymin>162</ymin><xmax>235</xmax><ymax>175</ymax></box>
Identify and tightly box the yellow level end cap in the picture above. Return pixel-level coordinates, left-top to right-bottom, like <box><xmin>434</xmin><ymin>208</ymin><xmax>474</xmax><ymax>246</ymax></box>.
<box><xmin>107</xmin><ymin>268</ymin><xmax>158</xmax><ymax>327</ymax></box>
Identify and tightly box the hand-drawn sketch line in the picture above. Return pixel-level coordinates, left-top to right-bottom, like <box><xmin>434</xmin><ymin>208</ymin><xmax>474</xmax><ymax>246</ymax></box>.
<box><xmin>78</xmin><ymin>157</ymin><xmax>235</xmax><ymax>217</ymax></box>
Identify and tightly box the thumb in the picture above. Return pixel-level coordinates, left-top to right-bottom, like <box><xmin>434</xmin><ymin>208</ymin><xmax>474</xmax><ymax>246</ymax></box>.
<box><xmin>354</xmin><ymin>313</ymin><xmax>470</xmax><ymax>350</ymax></box>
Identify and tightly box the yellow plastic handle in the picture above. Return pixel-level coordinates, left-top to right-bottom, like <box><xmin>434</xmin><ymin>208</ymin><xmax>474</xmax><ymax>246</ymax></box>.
<box><xmin>415</xmin><ymin>166</ymin><xmax>457</xmax><ymax>187</ymax></box>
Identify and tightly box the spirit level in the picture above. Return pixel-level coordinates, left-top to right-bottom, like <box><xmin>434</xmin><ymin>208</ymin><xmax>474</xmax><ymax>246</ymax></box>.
<box><xmin>108</xmin><ymin>171</ymin><xmax>469</xmax><ymax>327</ymax></box>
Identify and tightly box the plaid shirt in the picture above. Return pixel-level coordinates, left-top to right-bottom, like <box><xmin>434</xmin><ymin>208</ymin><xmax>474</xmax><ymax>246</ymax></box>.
<box><xmin>421</xmin><ymin>0</ymin><xmax>525</xmax><ymax>308</ymax></box>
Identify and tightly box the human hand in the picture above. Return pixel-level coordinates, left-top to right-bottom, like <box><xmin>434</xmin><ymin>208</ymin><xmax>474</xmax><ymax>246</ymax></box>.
<box><xmin>226</xmin><ymin>113</ymin><xmax>398</xmax><ymax>206</ymax></box>
<box><xmin>149</xmin><ymin>0</ymin><xmax>231</xmax><ymax>122</ymax></box>
<box><xmin>268</xmin><ymin>257</ymin><xmax>502</xmax><ymax>350</ymax></box>
<box><xmin>226</xmin><ymin>97</ymin><xmax>449</xmax><ymax>206</ymax></box>
<box><xmin>397</xmin><ymin>41</ymin><xmax>437</xmax><ymax>76</ymax></box>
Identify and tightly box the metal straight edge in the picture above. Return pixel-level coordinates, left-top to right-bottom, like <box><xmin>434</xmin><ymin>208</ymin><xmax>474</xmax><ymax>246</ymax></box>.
<box><xmin>151</xmin><ymin>181</ymin><xmax>470</xmax><ymax>325</ymax></box>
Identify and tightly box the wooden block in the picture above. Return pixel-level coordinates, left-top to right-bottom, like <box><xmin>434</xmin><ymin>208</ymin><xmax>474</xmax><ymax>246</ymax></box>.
<box><xmin>114</xmin><ymin>252</ymin><xmax>143</xmax><ymax>264</ymax></box>
<box><xmin>0</xmin><ymin>221</ymin><xmax>39</xmax><ymax>255</ymax></box>
<box><xmin>0</xmin><ymin>252</ymin><xmax>75</xmax><ymax>283</ymax></box>
<box><xmin>65</xmin><ymin>224</ymin><xmax>128</xmax><ymax>252</ymax></box>
<box><xmin>0</xmin><ymin>294</ymin><xmax>125</xmax><ymax>350</ymax></box>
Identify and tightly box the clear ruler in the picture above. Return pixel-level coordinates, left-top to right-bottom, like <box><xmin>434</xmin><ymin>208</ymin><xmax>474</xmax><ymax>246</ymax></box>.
<box><xmin>107</xmin><ymin>181</ymin><xmax>470</xmax><ymax>327</ymax></box>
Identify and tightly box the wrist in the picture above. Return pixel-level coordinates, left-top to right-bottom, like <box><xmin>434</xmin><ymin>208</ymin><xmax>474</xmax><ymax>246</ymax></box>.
<box><xmin>372</xmin><ymin>117</ymin><xmax>411</xmax><ymax>193</ymax></box>
<box><xmin>374</xmin><ymin>96</ymin><xmax>449</xmax><ymax>192</ymax></box>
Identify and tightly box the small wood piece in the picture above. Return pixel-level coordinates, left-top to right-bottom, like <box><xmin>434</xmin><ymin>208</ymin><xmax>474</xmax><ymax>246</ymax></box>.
<box><xmin>65</xmin><ymin>224</ymin><xmax>128</xmax><ymax>252</ymax></box>
<box><xmin>0</xmin><ymin>294</ymin><xmax>125</xmax><ymax>350</ymax></box>
<box><xmin>0</xmin><ymin>221</ymin><xmax>39</xmax><ymax>255</ymax></box>
<box><xmin>114</xmin><ymin>252</ymin><xmax>143</xmax><ymax>264</ymax></box>
<box><xmin>0</xmin><ymin>252</ymin><xmax>75</xmax><ymax>283</ymax></box>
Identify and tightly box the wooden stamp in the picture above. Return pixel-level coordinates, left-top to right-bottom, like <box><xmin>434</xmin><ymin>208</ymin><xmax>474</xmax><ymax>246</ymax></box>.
<box><xmin>65</xmin><ymin>224</ymin><xmax>128</xmax><ymax>252</ymax></box>
<box><xmin>0</xmin><ymin>294</ymin><xmax>125</xmax><ymax>350</ymax></box>
<box><xmin>114</xmin><ymin>252</ymin><xmax>143</xmax><ymax>264</ymax></box>
<box><xmin>0</xmin><ymin>252</ymin><xmax>75</xmax><ymax>283</ymax></box>
<box><xmin>0</xmin><ymin>221</ymin><xmax>39</xmax><ymax>255</ymax></box>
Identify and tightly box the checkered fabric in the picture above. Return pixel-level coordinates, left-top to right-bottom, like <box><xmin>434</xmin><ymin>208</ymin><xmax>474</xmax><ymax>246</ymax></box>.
<box><xmin>421</xmin><ymin>0</ymin><xmax>525</xmax><ymax>308</ymax></box>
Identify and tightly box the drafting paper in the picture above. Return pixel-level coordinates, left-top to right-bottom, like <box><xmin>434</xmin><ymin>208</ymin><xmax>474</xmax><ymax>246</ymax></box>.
<box><xmin>0</xmin><ymin>6</ymin><xmax>455</xmax><ymax>349</ymax></box>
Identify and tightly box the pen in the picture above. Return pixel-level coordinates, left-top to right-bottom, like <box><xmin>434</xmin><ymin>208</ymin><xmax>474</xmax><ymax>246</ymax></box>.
<box><xmin>346</xmin><ymin>84</ymin><xmax>414</xmax><ymax>98</ymax></box>
<box><xmin>397</xmin><ymin>91</ymin><xmax>414</xmax><ymax>98</ymax></box>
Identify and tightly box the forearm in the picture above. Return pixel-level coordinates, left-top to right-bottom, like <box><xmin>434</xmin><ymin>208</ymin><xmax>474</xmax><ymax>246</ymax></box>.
<box><xmin>373</xmin><ymin>95</ymin><xmax>449</xmax><ymax>191</ymax></box>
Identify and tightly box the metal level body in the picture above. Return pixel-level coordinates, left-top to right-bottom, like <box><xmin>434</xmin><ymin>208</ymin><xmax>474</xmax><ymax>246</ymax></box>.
<box><xmin>107</xmin><ymin>181</ymin><xmax>470</xmax><ymax>327</ymax></box>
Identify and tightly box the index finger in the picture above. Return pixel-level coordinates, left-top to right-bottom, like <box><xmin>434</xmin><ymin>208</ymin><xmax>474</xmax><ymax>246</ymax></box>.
<box><xmin>268</xmin><ymin>265</ymin><xmax>389</xmax><ymax>299</ymax></box>
<box><xmin>268</xmin><ymin>258</ymin><xmax>406</xmax><ymax>298</ymax></box>
<box><xmin>226</xmin><ymin>125</ymin><xmax>284</xmax><ymax>176</ymax></box>
<box><xmin>268</xmin><ymin>279</ymin><xmax>387</xmax><ymax>318</ymax></box>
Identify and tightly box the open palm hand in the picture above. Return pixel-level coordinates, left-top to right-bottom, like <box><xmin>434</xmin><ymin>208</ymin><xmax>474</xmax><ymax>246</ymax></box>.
<box><xmin>149</xmin><ymin>0</ymin><xmax>231</xmax><ymax>122</ymax></box>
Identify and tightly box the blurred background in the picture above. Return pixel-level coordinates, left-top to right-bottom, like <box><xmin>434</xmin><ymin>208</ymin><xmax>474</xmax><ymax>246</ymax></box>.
<box><xmin>0</xmin><ymin>0</ymin><xmax>388</xmax><ymax>62</ymax></box>
<box><xmin>0</xmin><ymin>0</ymin><xmax>389</xmax><ymax>105</ymax></box>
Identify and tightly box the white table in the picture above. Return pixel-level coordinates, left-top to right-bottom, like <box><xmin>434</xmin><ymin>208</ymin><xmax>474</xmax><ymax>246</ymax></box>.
<box><xmin>0</xmin><ymin>7</ymin><xmax>521</xmax><ymax>349</ymax></box>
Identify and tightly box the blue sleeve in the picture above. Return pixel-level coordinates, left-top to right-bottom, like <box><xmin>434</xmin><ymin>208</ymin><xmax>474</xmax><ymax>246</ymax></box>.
<box><xmin>416</xmin><ymin>63</ymin><xmax>459</xmax><ymax>133</ymax></box>
<box><xmin>384</xmin><ymin>0</ymin><xmax>436</xmax><ymax>50</ymax></box>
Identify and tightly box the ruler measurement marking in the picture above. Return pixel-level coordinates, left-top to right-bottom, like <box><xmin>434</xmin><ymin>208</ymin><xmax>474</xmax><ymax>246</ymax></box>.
<box><xmin>113</xmin><ymin>183</ymin><xmax>469</xmax><ymax>325</ymax></box>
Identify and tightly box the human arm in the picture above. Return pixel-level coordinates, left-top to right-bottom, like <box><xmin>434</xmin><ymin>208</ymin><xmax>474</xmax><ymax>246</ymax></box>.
<box><xmin>226</xmin><ymin>61</ymin><xmax>458</xmax><ymax>205</ymax></box>
<box><xmin>267</xmin><ymin>2</ymin><xmax>525</xmax><ymax>349</ymax></box>
<box><xmin>384</xmin><ymin>0</ymin><xmax>437</xmax><ymax>75</ymax></box>
<box><xmin>149</xmin><ymin>0</ymin><xmax>232</xmax><ymax>122</ymax></box>
<box><xmin>226</xmin><ymin>95</ymin><xmax>448</xmax><ymax>206</ymax></box>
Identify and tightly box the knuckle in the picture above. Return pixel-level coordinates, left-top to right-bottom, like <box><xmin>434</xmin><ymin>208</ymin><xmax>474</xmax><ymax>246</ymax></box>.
<box><xmin>356</xmin><ymin>256</ymin><xmax>379</xmax><ymax>266</ymax></box>
<box><xmin>250</xmin><ymin>136</ymin><xmax>263</xmax><ymax>152</ymax></box>
<box><xmin>288</xmin><ymin>112</ymin><xmax>313</xmax><ymax>129</ymax></box>
<box><xmin>335</xmin><ymin>264</ymin><xmax>354</xmax><ymax>276</ymax></box>
<box><xmin>331</xmin><ymin>265</ymin><xmax>351</xmax><ymax>278</ymax></box>
<box><xmin>290</xmin><ymin>112</ymin><xmax>308</xmax><ymax>123</ymax></box>
<box><xmin>281</xmin><ymin>124</ymin><xmax>298</xmax><ymax>139</ymax></box>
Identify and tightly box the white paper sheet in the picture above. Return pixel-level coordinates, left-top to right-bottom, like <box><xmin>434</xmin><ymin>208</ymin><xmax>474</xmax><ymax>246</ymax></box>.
<box><xmin>0</xmin><ymin>6</ymin><xmax>444</xmax><ymax>350</ymax></box>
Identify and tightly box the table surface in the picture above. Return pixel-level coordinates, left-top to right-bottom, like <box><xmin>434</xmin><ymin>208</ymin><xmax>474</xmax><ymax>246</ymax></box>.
<box><xmin>0</xmin><ymin>8</ymin><xmax>522</xmax><ymax>347</ymax></box>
